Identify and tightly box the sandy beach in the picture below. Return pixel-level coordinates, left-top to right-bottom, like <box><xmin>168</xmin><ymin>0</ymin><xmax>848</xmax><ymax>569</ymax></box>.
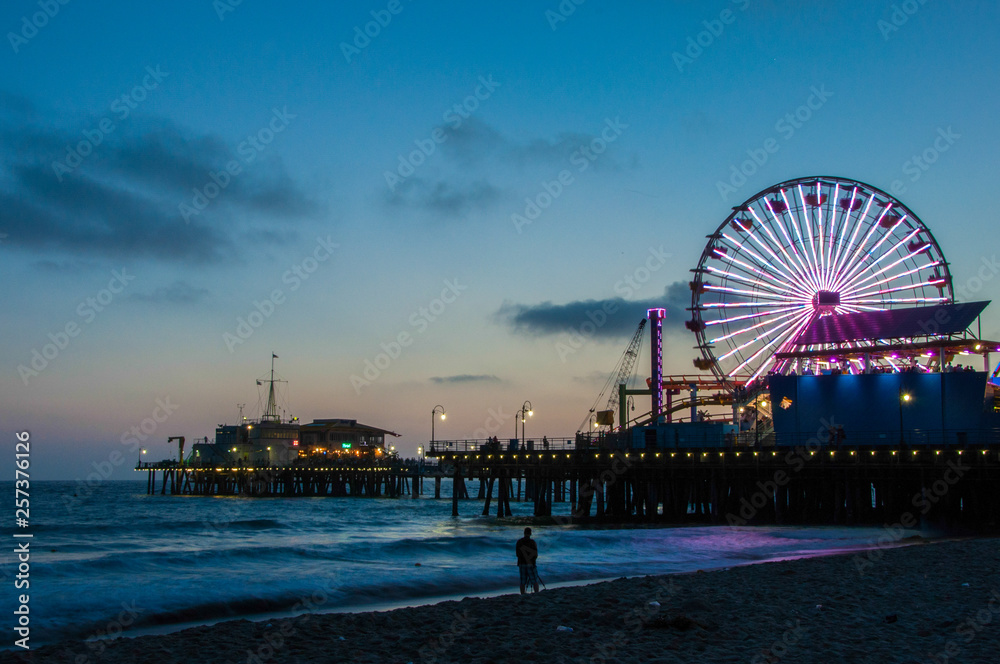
<box><xmin>14</xmin><ymin>537</ymin><xmax>1000</xmax><ymax>664</ymax></box>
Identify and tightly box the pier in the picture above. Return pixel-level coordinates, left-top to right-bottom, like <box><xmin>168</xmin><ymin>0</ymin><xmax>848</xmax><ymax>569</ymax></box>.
<box><xmin>429</xmin><ymin>432</ymin><xmax>1000</xmax><ymax>527</ymax></box>
<box><xmin>137</xmin><ymin>459</ymin><xmax>437</xmax><ymax>498</ymax></box>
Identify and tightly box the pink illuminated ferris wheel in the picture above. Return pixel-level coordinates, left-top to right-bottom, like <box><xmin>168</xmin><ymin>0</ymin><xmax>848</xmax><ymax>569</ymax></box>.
<box><xmin>688</xmin><ymin>176</ymin><xmax>954</xmax><ymax>385</ymax></box>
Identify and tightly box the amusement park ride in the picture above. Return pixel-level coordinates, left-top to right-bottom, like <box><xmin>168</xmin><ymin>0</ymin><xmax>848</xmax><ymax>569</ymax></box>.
<box><xmin>595</xmin><ymin>176</ymin><xmax>1000</xmax><ymax>445</ymax></box>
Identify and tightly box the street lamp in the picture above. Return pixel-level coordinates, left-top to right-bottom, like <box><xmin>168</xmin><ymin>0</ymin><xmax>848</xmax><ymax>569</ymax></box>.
<box><xmin>418</xmin><ymin>445</ymin><xmax>423</xmax><ymax>461</ymax></box>
<box><xmin>517</xmin><ymin>400</ymin><xmax>533</xmax><ymax>447</ymax></box>
<box><xmin>431</xmin><ymin>405</ymin><xmax>446</xmax><ymax>443</ymax></box>
<box><xmin>899</xmin><ymin>387</ymin><xmax>912</xmax><ymax>448</ymax></box>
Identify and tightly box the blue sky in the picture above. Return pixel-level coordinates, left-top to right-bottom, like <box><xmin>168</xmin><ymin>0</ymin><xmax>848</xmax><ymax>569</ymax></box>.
<box><xmin>3</xmin><ymin>1</ymin><xmax>999</xmax><ymax>479</ymax></box>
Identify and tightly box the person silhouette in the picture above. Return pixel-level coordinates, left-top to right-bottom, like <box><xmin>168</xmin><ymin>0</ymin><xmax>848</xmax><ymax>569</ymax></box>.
<box><xmin>516</xmin><ymin>527</ymin><xmax>539</xmax><ymax>594</ymax></box>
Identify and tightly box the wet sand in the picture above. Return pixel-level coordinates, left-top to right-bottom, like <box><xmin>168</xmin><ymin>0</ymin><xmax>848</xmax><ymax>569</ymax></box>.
<box><xmin>13</xmin><ymin>537</ymin><xmax>1000</xmax><ymax>663</ymax></box>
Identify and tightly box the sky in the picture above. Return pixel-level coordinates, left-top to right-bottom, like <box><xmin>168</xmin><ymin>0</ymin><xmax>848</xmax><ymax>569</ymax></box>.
<box><xmin>2</xmin><ymin>1</ymin><xmax>999</xmax><ymax>480</ymax></box>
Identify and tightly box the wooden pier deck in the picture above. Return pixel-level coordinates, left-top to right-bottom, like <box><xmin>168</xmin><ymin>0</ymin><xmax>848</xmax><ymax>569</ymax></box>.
<box><xmin>429</xmin><ymin>432</ymin><xmax>1000</xmax><ymax>528</ymax></box>
<box><xmin>136</xmin><ymin>460</ymin><xmax>441</xmax><ymax>498</ymax></box>
<box><xmin>137</xmin><ymin>431</ymin><xmax>1000</xmax><ymax>529</ymax></box>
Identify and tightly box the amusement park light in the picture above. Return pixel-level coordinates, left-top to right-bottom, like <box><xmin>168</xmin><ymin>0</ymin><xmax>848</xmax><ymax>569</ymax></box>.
<box><xmin>975</xmin><ymin>343</ymin><xmax>983</xmax><ymax>351</ymax></box>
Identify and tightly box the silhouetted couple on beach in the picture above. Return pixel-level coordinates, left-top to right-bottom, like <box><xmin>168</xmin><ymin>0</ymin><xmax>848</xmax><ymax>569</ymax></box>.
<box><xmin>516</xmin><ymin>527</ymin><xmax>540</xmax><ymax>594</ymax></box>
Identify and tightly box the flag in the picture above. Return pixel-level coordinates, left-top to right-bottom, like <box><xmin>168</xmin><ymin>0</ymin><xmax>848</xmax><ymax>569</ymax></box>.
<box><xmin>272</xmin><ymin>353</ymin><xmax>278</xmax><ymax>359</ymax></box>
<box><xmin>256</xmin><ymin>380</ymin><xmax>262</xmax><ymax>386</ymax></box>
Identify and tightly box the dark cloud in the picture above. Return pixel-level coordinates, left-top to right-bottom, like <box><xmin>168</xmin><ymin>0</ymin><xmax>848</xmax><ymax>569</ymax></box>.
<box><xmin>430</xmin><ymin>374</ymin><xmax>501</xmax><ymax>384</ymax></box>
<box><xmin>129</xmin><ymin>281</ymin><xmax>210</xmax><ymax>304</ymax></box>
<box><xmin>494</xmin><ymin>282</ymin><xmax>690</xmax><ymax>339</ymax></box>
<box><xmin>33</xmin><ymin>259</ymin><xmax>101</xmax><ymax>273</ymax></box>
<box><xmin>381</xmin><ymin>118</ymin><xmax>624</xmax><ymax>217</ymax></box>
<box><xmin>0</xmin><ymin>99</ymin><xmax>322</xmax><ymax>263</ymax></box>
<box><xmin>386</xmin><ymin>176</ymin><xmax>504</xmax><ymax>216</ymax></box>
<box><xmin>439</xmin><ymin>118</ymin><xmax>592</xmax><ymax>167</ymax></box>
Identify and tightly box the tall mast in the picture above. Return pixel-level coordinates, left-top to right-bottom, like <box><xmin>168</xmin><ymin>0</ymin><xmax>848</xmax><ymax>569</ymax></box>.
<box><xmin>263</xmin><ymin>353</ymin><xmax>280</xmax><ymax>422</ymax></box>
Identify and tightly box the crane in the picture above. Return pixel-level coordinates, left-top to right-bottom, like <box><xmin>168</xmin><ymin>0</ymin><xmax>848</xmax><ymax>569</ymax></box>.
<box><xmin>578</xmin><ymin>318</ymin><xmax>647</xmax><ymax>432</ymax></box>
<box><xmin>167</xmin><ymin>436</ymin><xmax>186</xmax><ymax>464</ymax></box>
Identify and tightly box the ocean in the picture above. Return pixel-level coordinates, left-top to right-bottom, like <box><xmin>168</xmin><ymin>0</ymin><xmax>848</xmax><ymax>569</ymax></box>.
<box><xmin>2</xmin><ymin>479</ymin><xmax>913</xmax><ymax>647</ymax></box>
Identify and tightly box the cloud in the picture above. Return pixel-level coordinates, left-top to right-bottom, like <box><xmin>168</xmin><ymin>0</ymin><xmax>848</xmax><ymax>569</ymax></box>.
<box><xmin>386</xmin><ymin>176</ymin><xmax>504</xmax><ymax>216</ymax></box>
<box><xmin>494</xmin><ymin>281</ymin><xmax>690</xmax><ymax>339</ymax></box>
<box><xmin>0</xmin><ymin>100</ymin><xmax>322</xmax><ymax>263</ymax></box>
<box><xmin>381</xmin><ymin>118</ymin><xmax>625</xmax><ymax>217</ymax></box>
<box><xmin>129</xmin><ymin>280</ymin><xmax>210</xmax><ymax>304</ymax></box>
<box><xmin>429</xmin><ymin>374</ymin><xmax>501</xmax><ymax>384</ymax></box>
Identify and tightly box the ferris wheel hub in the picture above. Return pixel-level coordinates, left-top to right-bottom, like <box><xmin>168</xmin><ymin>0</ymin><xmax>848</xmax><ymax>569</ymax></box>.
<box><xmin>813</xmin><ymin>290</ymin><xmax>841</xmax><ymax>312</ymax></box>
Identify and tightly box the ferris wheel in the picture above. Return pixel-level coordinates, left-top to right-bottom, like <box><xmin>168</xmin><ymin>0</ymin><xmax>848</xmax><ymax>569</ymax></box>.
<box><xmin>688</xmin><ymin>176</ymin><xmax>954</xmax><ymax>385</ymax></box>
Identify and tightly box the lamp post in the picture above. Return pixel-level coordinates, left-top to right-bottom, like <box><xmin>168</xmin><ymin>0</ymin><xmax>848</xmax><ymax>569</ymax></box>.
<box><xmin>899</xmin><ymin>387</ymin><xmax>911</xmax><ymax>448</ymax></box>
<box><xmin>431</xmin><ymin>405</ymin><xmax>446</xmax><ymax>445</ymax></box>
<box><xmin>517</xmin><ymin>400</ymin><xmax>533</xmax><ymax>447</ymax></box>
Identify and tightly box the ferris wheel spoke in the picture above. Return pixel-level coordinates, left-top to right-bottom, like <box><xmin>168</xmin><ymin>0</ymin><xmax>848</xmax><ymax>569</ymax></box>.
<box><xmin>702</xmin><ymin>301</ymin><xmax>813</xmax><ymax>309</ymax></box>
<box><xmin>835</xmin><ymin>218</ymin><xmax>913</xmax><ymax>290</ymax></box>
<box><xmin>704</xmin><ymin>304</ymin><xmax>805</xmax><ymax>327</ymax></box>
<box><xmin>841</xmin><ymin>258</ymin><xmax>943</xmax><ymax>299</ymax></box>
<box><xmin>791</xmin><ymin>187</ymin><xmax>824</xmax><ymax>286</ymax></box>
<box><xmin>823</xmin><ymin>182</ymin><xmax>841</xmax><ymax>286</ymax></box>
<box><xmin>704</xmin><ymin>266</ymin><xmax>812</xmax><ymax>300</ymax></box>
<box><xmin>729</xmin><ymin>214</ymin><xmax>808</xmax><ymax>291</ymax></box>
<box><xmin>847</xmin><ymin>278</ymin><xmax>949</xmax><ymax>300</ymax></box>
<box><xmin>752</xmin><ymin>202</ymin><xmax>822</xmax><ymax>292</ymax></box>
<box><xmin>717</xmin><ymin>308</ymin><xmax>812</xmax><ymax>362</ymax></box>
<box><xmin>827</xmin><ymin>184</ymin><xmax>858</xmax><ymax>279</ymax></box>
<box><xmin>707</xmin><ymin>307</ymin><xmax>810</xmax><ymax>344</ymax></box>
<box><xmin>829</xmin><ymin>191</ymin><xmax>876</xmax><ymax>283</ymax></box>
<box><xmin>704</xmin><ymin>284</ymin><xmax>811</xmax><ymax>303</ymax></box>
<box><xmin>835</xmin><ymin>205</ymin><xmax>898</xmax><ymax>288</ymax></box>
<box><xmin>732</xmin><ymin>309</ymin><xmax>815</xmax><ymax>380</ymax></box>
<box><xmin>847</xmin><ymin>296</ymin><xmax>950</xmax><ymax>305</ymax></box>
<box><xmin>719</xmin><ymin>233</ymin><xmax>813</xmax><ymax>299</ymax></box>
<box><xmin>775</xmin><ymin>190</ymin><xmax>823</xmax><ymax>291</ymax></box>
<box><xmin>833</xmin><ymin>226</ymin><xmax>922</xmax><ymax>293</ymax></box>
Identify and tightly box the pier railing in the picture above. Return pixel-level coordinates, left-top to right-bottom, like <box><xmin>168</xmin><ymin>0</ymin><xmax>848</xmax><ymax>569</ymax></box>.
<box><xmin>429</xmin><ymin>428</ymin><xmax>1000</xmax><ymax>454</ymax></box>
<box><xmin>428</xmin><ymin>436</ymin><xmax>607</xmax><ymax>454</ymax></box>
